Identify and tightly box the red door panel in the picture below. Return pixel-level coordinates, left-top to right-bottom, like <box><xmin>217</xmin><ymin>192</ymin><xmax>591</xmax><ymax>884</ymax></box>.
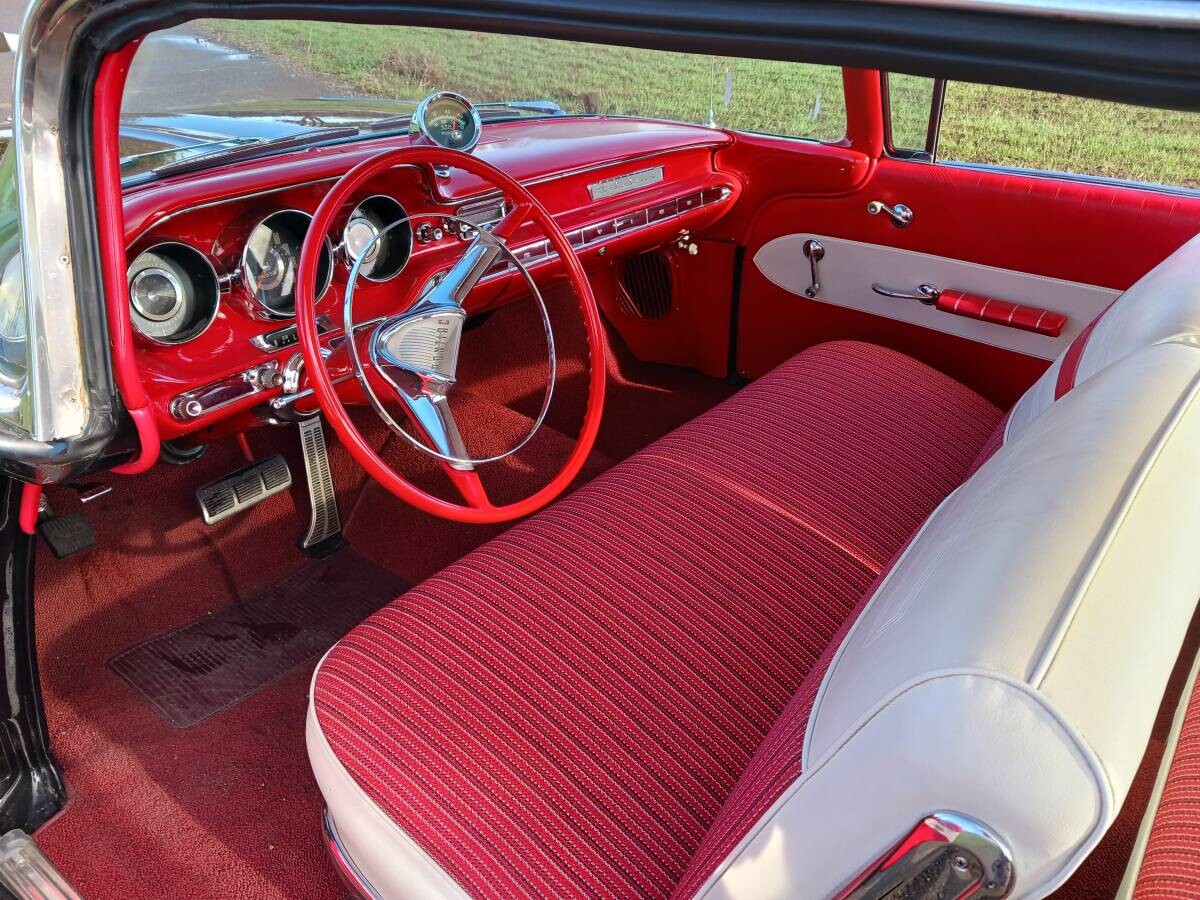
<box><xmin>734</xmin><ymin>156</ymin><xmax>1200</xmax><ymax>407</ymax></box>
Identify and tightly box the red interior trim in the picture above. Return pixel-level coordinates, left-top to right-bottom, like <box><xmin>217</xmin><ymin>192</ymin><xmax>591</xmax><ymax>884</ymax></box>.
<box><xmin>935</xmin><ymin>289</ymin><xmax>1067</xmax><ymax>338</ymax></box>
<box><xmin>1054</xmin><ymin>298</ymin><xmax>1118</xmax><ymax>399</ymax></box>
<box><xmin>18</xmin><ymin>483</ymin><xmax>41</xmax><ymax>535</ymax></box>
<box><xmin>94</xmin><ymin>39</ymin><xmax>161</xmax><ymax>474</ymax></box>
<box><xmin>842</xmin><ymin>68</ymin><xmax>885</xmax><ymax>158</ymax></box>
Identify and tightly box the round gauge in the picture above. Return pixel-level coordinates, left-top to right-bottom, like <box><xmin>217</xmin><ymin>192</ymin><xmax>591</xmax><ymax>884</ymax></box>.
<box><xmin>342</xmin><ymin>196</ymin><xmax>412</xmax><ymax>282</ymax></box>
<box><xmin>344</xmin><ymin>214</ymin><xmax>382</xmax><ymax>271</ymax></box>
<box><xmin>0</xmin><ymin>252</ymin><xmax>27</xmax><ymax>344</ymax></box>
<box><xmin>130</xmin><ymin>267</ymin><xmax>185</xmax><ymax>322</ymax></box>
<box><xmin>126</xmin><ymin>243</ymin><xmax>220</xmax><ymax>344</ymax></box>
<box><xmin>242</xmin><ymin>210</ymin><xmax>332</xmax><ymax>318</ymax></box>
<box><xmin>413</xmin><ymin>91</ymin><xmax>482</xmax><ymax>152</ymax></box>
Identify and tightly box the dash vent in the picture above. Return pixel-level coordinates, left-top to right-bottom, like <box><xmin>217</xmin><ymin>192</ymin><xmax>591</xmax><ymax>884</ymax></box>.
<box><xmin>619</xmin><ymin>251</ymin><xmax>673</xmax><ymax>320</ymax></box>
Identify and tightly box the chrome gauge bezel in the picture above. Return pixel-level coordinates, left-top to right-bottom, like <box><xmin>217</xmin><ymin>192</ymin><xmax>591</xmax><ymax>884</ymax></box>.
<box><xmin>126</xmin><ymin>241</ymin><xmax>222</xmax><ymax>346</ymax></box>
<box><xmin>340</xmin><ymin>195</ymin><xmax>413</xmax><ymax>283</ymax></box>
<box><xmin>241</xmin><ymin>209</ymin><xmax>334</xmax><ymax>320</ymax></box>
<box><xmin>412</xmin><ymin>91</ymin><xmax>483</xmax><ymax>153</ymax></box>
<box><xmin>130</xmin><ymin>266</ymin><xmax>185</xmax><ymax>322</ymax></box>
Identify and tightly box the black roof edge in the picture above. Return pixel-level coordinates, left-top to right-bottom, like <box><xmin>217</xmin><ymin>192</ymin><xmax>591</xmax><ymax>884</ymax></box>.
<box><xmin>79</xmin><ymin>0</ymin><xmax>1200</xmax><ymax>111</ymax></box>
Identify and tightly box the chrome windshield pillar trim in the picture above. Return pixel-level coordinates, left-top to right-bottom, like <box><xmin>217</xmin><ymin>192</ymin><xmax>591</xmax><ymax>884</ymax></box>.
<box><xmin>1</xmin><ymin>0</ymin><xmax>118</xmax><ymax>479</ymax></box>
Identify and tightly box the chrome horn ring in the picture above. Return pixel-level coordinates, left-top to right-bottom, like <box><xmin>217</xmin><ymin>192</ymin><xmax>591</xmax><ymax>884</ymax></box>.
<box><xmin>344</xmin><ymin>214</ymin><xmax>556</xmax><ymax>470</ymax></box>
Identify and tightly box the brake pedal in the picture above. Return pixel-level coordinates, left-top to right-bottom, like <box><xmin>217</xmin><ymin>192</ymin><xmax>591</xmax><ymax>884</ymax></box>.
<box><xmin>298</xmin><ymin>416</ymin><xmax>346</xmax><ymax>558</ymax></box>
<box><xmin>196</xmin><ymin>454</ymin><xmax>291</xmax><ymax>525</ymax></box>
<box><xmin>39</xmin><ymin>512</ymin><xmax>95</xmax><ymax>559</ymax></box>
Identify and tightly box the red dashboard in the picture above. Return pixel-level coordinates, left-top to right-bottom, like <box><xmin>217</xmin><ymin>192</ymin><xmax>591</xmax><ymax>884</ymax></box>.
<box><xmin>120</xmin><ymin>117</ymin><xmax>743</xmax><ymax>441</ymax></box>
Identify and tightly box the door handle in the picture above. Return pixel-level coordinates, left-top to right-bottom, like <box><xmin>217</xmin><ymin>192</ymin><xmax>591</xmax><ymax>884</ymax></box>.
<box><xmin>872</xmin><ymin>283</ymin><xmax>1067</xmax><ymax>337</ymax></box>
<box><xmin>872</xmin><ymin>282</ymin><xmax>940</xmax><ymax>304</ymax></box>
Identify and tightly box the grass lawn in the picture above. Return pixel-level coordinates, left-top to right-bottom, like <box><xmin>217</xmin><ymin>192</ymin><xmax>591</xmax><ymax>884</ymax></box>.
<box><xmin>198</xmin><ymin>19</ymin><xmax>1197</xmax><ymax>188</ymax></box>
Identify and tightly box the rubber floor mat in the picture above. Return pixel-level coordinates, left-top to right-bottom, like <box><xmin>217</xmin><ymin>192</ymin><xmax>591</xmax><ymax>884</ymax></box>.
<box><xmin>108</xmin><ymin>548</ymin><xmax>409</xmax><ymax>728</ymax></box>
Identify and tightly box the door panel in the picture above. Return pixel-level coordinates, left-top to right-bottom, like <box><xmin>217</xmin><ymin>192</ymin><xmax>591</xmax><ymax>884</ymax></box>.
<box><xmin>754</xmin><ymin>233</ymin><xmax>1119</xmax><ymax>359</ymax></box>
<box><xmin>734</xmin><ymin>156</ymin><xmax>1200</xmax><ymax>405</ymax></box>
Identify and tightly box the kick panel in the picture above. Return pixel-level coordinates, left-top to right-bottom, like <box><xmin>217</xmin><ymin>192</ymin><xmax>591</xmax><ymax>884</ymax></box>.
<box><xmin>753</xmin><ymin>234</ymin><xmax>1120</xmax><ymax>360</ymax></box>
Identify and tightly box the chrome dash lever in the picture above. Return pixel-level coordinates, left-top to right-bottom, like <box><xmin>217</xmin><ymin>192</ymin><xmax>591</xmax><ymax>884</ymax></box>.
<box><xmin>872</xmin><ymin>282</ymin><xmax>940</xmax><ymax>305</ymax></box>
<box><xmin>802</xmin><ymin>239</ymin><xmax>825</xmax><ymax>297</ymax></box>
<box><xmin>867</xmin><ymin>200</ymin><xmax>914</xmax><ymax>228</ymax></box>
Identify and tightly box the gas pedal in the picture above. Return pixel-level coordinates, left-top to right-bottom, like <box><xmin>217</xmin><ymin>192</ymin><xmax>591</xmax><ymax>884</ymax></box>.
<box><xmin>298</xmin><ymin>416</ymin><xmax>346</xmax><ymax>558</ymax></box>
<box><xmin>196</xmin><ymin>454</ymin><xmax>291</xmax><ymax>525</ymax></box>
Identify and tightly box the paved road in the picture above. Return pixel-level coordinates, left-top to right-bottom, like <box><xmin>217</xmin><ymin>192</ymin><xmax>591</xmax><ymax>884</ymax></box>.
<box><xmin>0</xmin><ymin>0</ymin><xmax>342</xmax><ymax>123</ymax></box>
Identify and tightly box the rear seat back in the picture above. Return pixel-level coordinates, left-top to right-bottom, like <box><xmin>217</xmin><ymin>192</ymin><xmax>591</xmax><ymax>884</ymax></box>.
<box><xmin>698</xmin><ymin>235</ymin><xmax>1200</xmax><ymax>899</ymax></box>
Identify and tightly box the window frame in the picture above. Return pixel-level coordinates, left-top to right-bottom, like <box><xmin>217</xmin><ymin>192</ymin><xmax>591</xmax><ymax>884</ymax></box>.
<box><xmin>880</xmin><ymin>71</ymin><xmax>945</xmax><ymax>163</ymax></box>
<box><xmin>882</xmin><ymin>71</ymin><xmax>1200</xmax><ymax>198</ymax></box>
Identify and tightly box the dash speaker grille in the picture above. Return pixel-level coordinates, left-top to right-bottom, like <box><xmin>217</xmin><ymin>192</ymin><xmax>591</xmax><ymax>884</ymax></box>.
<box><xmin>619</xmin><ymin>251</ymin><xmax>673</xmax><ymax>320</ymax></box>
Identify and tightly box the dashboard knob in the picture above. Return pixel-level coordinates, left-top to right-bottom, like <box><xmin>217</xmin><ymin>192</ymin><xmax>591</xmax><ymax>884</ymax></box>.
<box><xmin>415</xmin><ymin>222</ymin><xmax>446</xmax><ymax>244</ymax></box>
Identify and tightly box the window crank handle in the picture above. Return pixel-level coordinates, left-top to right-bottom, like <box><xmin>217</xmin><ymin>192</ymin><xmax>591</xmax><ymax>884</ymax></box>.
<box><xmin>802</xmin><ymin>239</ymin><xmax>824</xmax><ymax>298</ymax></box>
<box><xmin>867</xmin><ymin>200</ymin><xmax>914</xmax><ymax>228</ymax></box>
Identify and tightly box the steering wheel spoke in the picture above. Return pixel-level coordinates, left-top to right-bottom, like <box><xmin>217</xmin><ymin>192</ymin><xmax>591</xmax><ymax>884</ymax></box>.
<box><xmin>446</xmin><ymin>468</ymin><xmax>494</xmax><ymax>510</ymax></box>
<box><xmin>489</xmin><ymin>201</ymin><xmax>534</xmax><ymax>244</ymax></box>
<box><xmin>396</xmin><ymin>388</ymin><xmax>474</xmax><ymax>472</ymax></box>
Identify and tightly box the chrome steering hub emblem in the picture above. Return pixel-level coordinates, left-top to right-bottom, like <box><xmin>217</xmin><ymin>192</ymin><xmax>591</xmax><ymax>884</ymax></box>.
<box><xmin>375</xmin><ymin>304</ymin><xmax>467</xmax><ymax>385</ymax></box>
<box><xmin>343</xmin><ymin>214</ymin><xmax>557</xmax><ymax>472</ymax></box>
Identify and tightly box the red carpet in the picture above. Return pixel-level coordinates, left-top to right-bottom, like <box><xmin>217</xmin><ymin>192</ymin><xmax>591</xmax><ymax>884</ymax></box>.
<box><xmin>31</xmin><ymin>308</ymin><xmax>732</xmax><ymax>897</ymax></box>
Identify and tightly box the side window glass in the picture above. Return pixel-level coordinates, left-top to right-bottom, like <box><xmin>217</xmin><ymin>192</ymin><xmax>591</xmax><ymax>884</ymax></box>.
<box><xmin>886</xmin><ymin>72</ymin><xmax>1199</xmax><ymax>191</ymax></box>
<box><xmin>884</xmin><ymin>73</ymin><xmax>943</xmax><ymax>161</ymax></box>
<box><xmin>937</xmin><ymin>83</ymin><xmax>1199</xmax><ymax>189</ymax></box>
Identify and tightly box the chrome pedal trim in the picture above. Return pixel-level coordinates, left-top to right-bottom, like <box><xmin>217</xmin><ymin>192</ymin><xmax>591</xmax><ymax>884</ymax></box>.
<box><xmin>299</xmin><ymin>416</ymin><xmax>344</xmax><ymax>556</ymax></box>
<box><xmin>196</xmin><ymin>454</ymin><xmax>292</xmax><ymax>525</ymax></box>
<box><xmin>0</xmin><ymin>829</ymin><xmax>82</xmax><ymax>900</ymax></box>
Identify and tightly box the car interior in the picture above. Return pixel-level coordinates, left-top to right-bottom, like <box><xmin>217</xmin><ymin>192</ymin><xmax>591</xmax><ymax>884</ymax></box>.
<box><xmin>14</xmin><ymin>13</ymin><xmax>1200</xmax><ymax>899</ymax></box>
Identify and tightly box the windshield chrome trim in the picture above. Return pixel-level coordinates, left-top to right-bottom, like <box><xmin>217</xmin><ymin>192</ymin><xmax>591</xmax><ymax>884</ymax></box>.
<box><xmin>3</xmin><ymin>0</ymin><xmax>117</xmax><ymax>478</ymax></box>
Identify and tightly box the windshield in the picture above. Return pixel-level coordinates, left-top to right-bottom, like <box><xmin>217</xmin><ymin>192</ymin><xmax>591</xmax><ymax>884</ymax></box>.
<box><xmin>119</xmin><ymin>20</ymin><xmax>846</xmax><ymax>177</ymax></box>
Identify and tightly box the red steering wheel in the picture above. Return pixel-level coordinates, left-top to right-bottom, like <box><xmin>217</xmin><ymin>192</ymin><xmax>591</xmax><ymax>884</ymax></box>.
<box><xmin>295</xmin><ymin>146</ymin><xmax>606</xmax><ymax>524</ymax></box>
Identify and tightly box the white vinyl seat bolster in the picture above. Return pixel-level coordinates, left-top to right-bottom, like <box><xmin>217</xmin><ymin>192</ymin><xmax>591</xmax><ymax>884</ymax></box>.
<box><xmin>306</xmin><ymin>665</ymin><xmax>470</xmax><ymax>900</ymax></box>
<box><xmin>1009</xmin><ymin>231</ymin><xmax>1200</xmax><ymax>438</ymax></box>
<box><xmin>698</xmin><ymin>340</ymin><xmax>1200</xmax><ymax>900</ymax></box>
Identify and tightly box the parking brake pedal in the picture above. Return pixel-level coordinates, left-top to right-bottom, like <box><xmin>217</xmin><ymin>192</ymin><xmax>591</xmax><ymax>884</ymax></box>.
<box><xmin>298</xmin><ymin>416</ymin><xmax>346</xmax><ymax>558</ymax></box>
<box><xmin>196</xmin><ymin>454</ymin><xmax>291</xmax><ymax>525</ymax></box>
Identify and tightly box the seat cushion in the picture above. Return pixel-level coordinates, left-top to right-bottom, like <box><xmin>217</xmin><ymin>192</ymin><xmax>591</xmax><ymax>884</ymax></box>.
<box><xmin>1131</xmin><ymin>652</ymin><xmax>1200</xmax><ymax>899</ymax></box>
<box><xmin>310</xmin><ymin>340</ymin><xmax>1002</xmax><ymax>898</ymax></box>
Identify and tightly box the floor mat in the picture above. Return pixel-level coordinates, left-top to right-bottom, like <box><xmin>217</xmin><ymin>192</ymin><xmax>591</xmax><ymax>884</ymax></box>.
<box><xmin>108</xmin><ymin>548</ymin><xmax>408</xmax><ymax>728</ymax></box>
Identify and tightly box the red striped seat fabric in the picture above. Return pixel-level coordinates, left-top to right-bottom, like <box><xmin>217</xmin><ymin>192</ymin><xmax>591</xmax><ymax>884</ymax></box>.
<box><xmin>1132</xmin><ymin>662</ymin><xmax>1200</xmax><ymax>899</ymax></box>
<box><xmin>312</xmin><ymin>340</ymin><xmax>1003</xmax><ymax>898</ymax></box>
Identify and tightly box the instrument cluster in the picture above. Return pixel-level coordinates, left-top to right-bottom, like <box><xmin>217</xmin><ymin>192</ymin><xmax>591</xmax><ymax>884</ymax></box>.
<box><xmin>126</xmin><ymin>195</ymin><xmax>413</xmax><ymax>344</ymax></box>
<box><xmin>125</xmin><ymin>90</ymin><xmax>493</xmax><ymax>344</ymax></box>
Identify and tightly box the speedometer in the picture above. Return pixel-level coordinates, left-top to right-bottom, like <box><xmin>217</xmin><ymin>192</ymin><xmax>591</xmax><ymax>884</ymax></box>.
<box><xmin>242</xmin><ymin>210</ymin><xmax>332</xmax><ymax>318</ymax></box>
<box><xmin>412</xmin><ymin>92</ymin><xmax>482</xmax><ymax>152</ymax></box>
